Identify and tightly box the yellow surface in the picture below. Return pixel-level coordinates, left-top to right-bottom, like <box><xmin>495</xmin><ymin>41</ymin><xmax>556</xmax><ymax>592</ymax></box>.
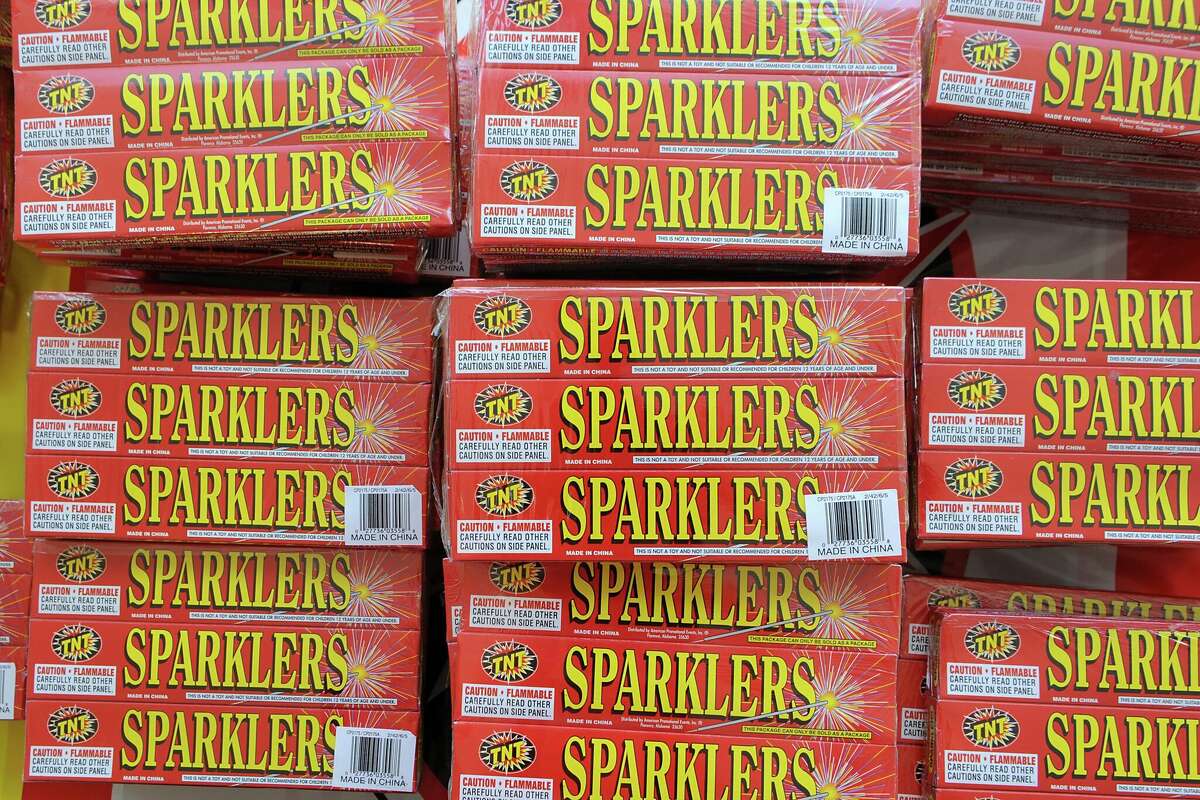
<box><xmin>0</xmin><ymin>245</ymin><xmax>69</xmax><ymax>799</ymax></box>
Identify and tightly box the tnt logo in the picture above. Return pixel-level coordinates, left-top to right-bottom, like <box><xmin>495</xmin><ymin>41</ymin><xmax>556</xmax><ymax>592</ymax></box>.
<box><xmin>481</xmin><ymin>641</ymin><xmax>539</xmax><ymax>682</ymax></box>
<box><xmin>38</xmin><ymin>75</ymin><xmax>94</xmax><ymax>114</ymax></box>
<box><xmin>929</xmin><ymin>586</ymin><xmax>982</xmax><ymax>610</ymax></box>
<box><xmin>965</xmin><ymin>621</ymin><xmax>1021</xmax><ymax>662</ymax></box>
<box><xmin>944</xmin><ymin>457</ymin><xmax>1002</xmax><ymax>499</ymax></box>
<box><xmin>474</xmin><ymin>384</ymin><xmax>533</xmax><ymax>425</ymax></box>
<box><xmin>500</xmin><ymin>160</ymin><xmax>558</xmax><ymax>201</ymax></box>
<box><xmin>490</xmin><ymin>562</ymin><xmax>545</xmax><ymax>593</ymax></box>
<box><xmin>479</xmin><ymin>731</ymin><xmax>537</xmax><ymax>773</ymax></box>
<box><xmin>505</xmin><ymin>0</ymin><xmax>561</xmax><ymax>27</ymax></box>
<box><xmin>948</xmin><ymin>283</ymin><xmax>1007</xmax><ymax>324</ymax></box>
<box><xmin>505</xmin><ymin>74</ymin><xmax>562</xmax><ymax>113</ymax></box>
<box><xmin>50</xmin><ymin>379</ymin><xmax>101</xmax><ymax>417</ymax></box>
<box><xmin>476</xmin><ymin>475</ymin><xmax>534</xmax><ymax>517</ymax></box>
<box><xmin>947</xmin><ymin>370</ymin><xmax>1006</xmax><ymax>411</ymax></box>
<box><xmin>56</xmin><ymin>544</ymin><xmax>106</xmax><ymax>582</ymax></box>
<box><xmin>474</xmin><ymin>295</ymin><xmax>532</xmax><ymax>336</ymax></box>
<box><xmin>39</xmin><ymin>158</ymin><xmax>97</xmax><ymax>198</ymax></box>
<box><xmin>47</xmin><ymin>706</ymin><xmax>98</xmax><ymax>744</ymax></box>
<box><xmin>47</xmin><ymin>462</ymin><xmax>99</xmax><ymax>500</ymax></box>
<box><xmin>35</xmin><ymin>0</ymin><xmax>90</xmax><ymax>28</ymax></box>
<box><xmin>962</xmin><ymin>707</ymin><xmax>1020</xmax><ymax>749</ymax></box>
<box><xmin>51</xmin><ymin>624</ymin><xmax>101</xmax><ymax>663</ymax></box>
<box><xmin>54</xmin><ymin>298</ymin><xmax>106</xmax><ymax>334</ymax></box>
<box><xmin>962</xmin><ymin>32</ymin><xmax>1022</xmax><ymax>72</ymax></box>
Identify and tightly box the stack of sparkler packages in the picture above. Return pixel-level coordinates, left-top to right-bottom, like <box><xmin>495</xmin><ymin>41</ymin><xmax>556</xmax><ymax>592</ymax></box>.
<box><xmin>9</xmin><ymin>0</ymin><xmax>458</xmax><ymax>278</ymax></box>
<box><xmin>438</xmin><ymin>281</ymin><xmax>911</xmax><ymax>799</ymax></box>
<box><xmin>21</xmin><ymin>292</ymin><xmax>433</xmax><ymax>791</ymax></box>
<box><xmin>465</xmin><ymin>0</ymin><xmax>925</xmax><ymax>264</ymax></box>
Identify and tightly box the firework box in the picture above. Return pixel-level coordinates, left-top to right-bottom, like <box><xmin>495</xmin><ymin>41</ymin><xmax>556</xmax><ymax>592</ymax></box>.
<box><xmin>28</xmin><ymin>618</ymin><xmax>420</xmax><ymax>708</ymax></box>
<box><xmin>26</xmin><ymin>372</ymin><xmax>430</xmax><ymax>466</ymax></box>
<box><xmin>470</xmin><ymin>153</ymin><xmax>918</xmax><ymax>259</ymax></box>
<box><xmin>476</xmin><ymin>0</ymin><xmax>923</xmax><ymax>74</ymax></box>
<box><xmin>899</xmin><ymin>656</ymin><xmax>930</xmax><ymax>742</ymax></box>
<box><xmin>454</xmin><ymin>630</ymin><xmax>898</xmax><ymax>743</ymax></box>
<box><xmin>899</xmin><ymin>744</ymin><xmax>925</xmax><ymax>799</ymax></box>
<box><xmin>30</xmin><ymin>292</ymin><xmax>434</xmax><ymax>382</ymax></box>
<box><xmin>935</xmin><ymin>792</ymin><xmax>1124</xmax><ymax>800</ymax></box>
<box><xmin>444</xmin><ymin>377</ymin><xmax>907</xmax><ymax>469</ymax></box>
<box><xmin>934</xmin><ymin>0</ymin><xmax>1200</xmax><ymax>49</ymax></box>
<box><xmin>934</xmin><ymin>610</ymin><xmax>1200</xmax><ymax>707</ymax></box>
<box><xmin>926</xmin><ymin>20</ymin><xmax>1200</xmax><ymax>151</ymax></box>
<box><xmin>443</xmin><ymin>281</ymin><xmax>909</xmax><ymax>378</ymax></box>
<box><xmin>25</xmin><ymin>700</ymin><xmax>421</xmax><ymax>790</ymax></box>
<box><xmin>30</xmin><ymin>540</ymin><xmax>423</xmax><ymax>627</ymax></box>
<box><xmin>921</xmin><ymin>277</ymin><xmax>1200</xmax><ymax>368</ymax></box>
<box><xmin>14</xmin><ymin>141</ymin><xmax>456</xmax><ymax>244</ymax></box>
<box><xmin>918</xmin><ymin>450</ymin><xmax>1200</xmax><ymax>545</ymax></box>
<box><xmin>12</xmin><ymin>0</ymin><xmax>450</xmax><ymax>68</ymax></box>
<box><xmin>902</xmin><ymin>575</ymin><xmax>1200</xmax><ymax>658</ymax></box>
<box><xmin>15</xmin><ymin>59</ymin><xmax>453</xmax><ymax>155</ymax></box>
<box><xmin>0</xmin><ymin>498</ymin><xmax>33</xmax><ymax>572</ymax></box>
<box><xmin>458</xmin><ymin>560</ymin><xmax>902</xmax><ymax>653</ymax></box>
<box><xmin>932</xmin><ymin>698</ymin><xmax>1200</xmax><ymax>795</ymax></box>
<box><xmin>475</xmin><ymin>68</ymin><xmax>919</xmax><ymax>162</ymax></box>
<box><xmin>453</xmin><ymin>719</ymin><xmax>897</xmax><ymax>800</ymax></box>
<box><xmin>26</xmin><ymin>453</ymin><xmax>429</xmax><ymax>548</ymax></box>
<box><xmin>444</xmin><ymin>558</ymin><xmax>463</xmax><ymax>640</ymax></box>
<box><xmin>447</xmin><ymin>468</ymin><xmax>907</xmax><ymax>562</ymax></box>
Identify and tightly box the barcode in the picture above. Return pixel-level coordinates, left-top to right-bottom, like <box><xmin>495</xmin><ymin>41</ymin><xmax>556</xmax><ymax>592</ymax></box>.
<box><xmin>425</xmin><ymin>235</ymin><xmax>460</xmax><ymax>264</ymax></box>
<box><xmin>836</xmin><ymin>195</ymin><xmax>901</xmax><ymax>240</ymax></box>
<box><xmin>357</xmin><ymin>491</ymin><xmax>414</xmax><ymax>532</ymax></box>
<box><xmin>821</xmin><ymin>188</ymin><xmax>909</xmax><ymax>256</ymax></box>
<box><xmin>421</xmin><ymin>231</ymin><xmax>470</xmax><ymax>276</ymax></box>
<box><xmin>347</xmin><ymin>733</ymin><xmax>406</xmax><ymax>777</ymax></box>
<box><xmin>823</xmin><ymin>496</ymin><xmax>889</xmax><ymax>544</ymax></box>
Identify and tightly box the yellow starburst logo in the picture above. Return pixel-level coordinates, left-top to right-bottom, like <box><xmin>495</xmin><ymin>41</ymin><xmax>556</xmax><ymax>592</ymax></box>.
<box><xmin>962</xmin><ymin>707</ymin><xmax>1020</xmax><ymax>748</ymax></box>
<box><xmin>500</xmin><ymin>160</ymin><xmax>558</xmax><ymax>202</ymax></box>
<box><xmin>56</xmin><ymin>544</ymin><xmax>106</xmax><ymax>582</ymax></box>
<box><xmin>505</xmin><ymin>0</ymin><xmax>561</xmax><ymax>27</ymax></box>
<box><xmin>479</xmin><ymin>731</ymin><xmax>537</xmax><ymax>773</ymax></box>
<box><xmin>51</xmin><ymin>624</ymin><xmax>102</xmax><ymax>663</ymax></box>
<box><xmin>50</xmin><ymin>379</ymin><xmax>101</xmax><ymax>418</ymax></box>
<box><xmin>474</xmin><ymin>295</ymin><xmax>532</xmax><ymax>337</ymax></box>
<box><xmin>947</xmin><ymin>370</ymin><xmax>1006</xmax><ymax>411</ymax></box>
<box><xmin>505</xmin><ymin>73</ymin><xmax>562</xmax><ymax>113</ymax></box>
<box><xmin>948</xmin><ymin>283</ymin><xmax>1008</xmax><ymax>324</ymax></box>
<box><xmin>474</xmin><ymin>384</ymin><xmax>533</xmax><ymax>426</ymax></box>
<box><xmin>965</xmin><ymin>622</ymin><xmax>1022</xmax><ymax>662</ymax></box>
<box><xmin>40</xmin><ymin>158</ymin><xmax>97</xmax><ymax>199</ymax></box>
<box><xmin>476</xmin><ymin>475</ymin><xmax>534</xmax><ymax>517</ymax></box>
<box><xmin>928</xmin><ymin>587</ymin><xmax>982</xmax><ymax>609</ymax></box>
<box><xmin>489</xmin><ymin>562</ymin><xmax>545</xmax><ymax>593</ymax></box>
<box><xmin>47</xmin><ymin>461</ymin><xmax>100</xmax><ymax>501</ymax></box>
<box><xmin>944</xmin><ymin>458</ymin><xmax>1003</xmax><ymax>499</ymax></box>
<box><xmin>54</xmin><ymin>298</ymin><xmax>106</xmax><ymax>334</ymax></box>
<box><xmin>481</xmin><ymin>641</ymin><xmax>539</xmax><ymax>683</ymax></box>
<box><xmin>47</xmin><ymin>706</ymin><xmax>99</xmax><ymax>744</ymax></box>
<box><xmin>38</xmin><ymin>75</ymin><xmax>94</xmax><ymax>114</ymax></box>
<box><xmin>35</xmin><ymin>0</ymin><xmax>90</xmax><ymax>28</ymax></box>
<box><xmin>962</xmin><ymin>31</ymin><xmax>1022</xmax><ymax>73</ymax></box>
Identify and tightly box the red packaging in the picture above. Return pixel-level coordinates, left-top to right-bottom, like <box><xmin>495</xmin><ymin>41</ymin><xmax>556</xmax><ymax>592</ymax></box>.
<box><xmin>445</xmin><ymin>377</ymin><xmax>907</xmax><ymax>469</ymax></box>
<box><xmin>902</xmin><ymin>574</ymin><xmax>1200</xmax><ymax>658</ymax></box>
<box><xmin>918</xmin><ymin>451</ymin><xmax>1200</xmax><ymax>546</ymax></box>
<box><xmin>26</xmin><ymin>372</ymin><xmax>430</xmax><ymax>465</ymax></box>
<box><xmin>452</xmin><ymin>720</ymin><xmax>898</xmax><ymax>800</ymax></box>
<box><xmin>13</xmin><ymin>0</ymin><xmax>450</xmax><ymax>68</ymax></box>
<box><xmin>30</xmin><ymin>292</ymin><xmax>434</xmax><ymax>382</ymax></box>
<box><xmin>921</xmin><ymin>277</ymin><xmax>1200</xmax><ymax>368</ymax></box>
<box><xmin>448</xmin><ymin>468</ymin><xmax>907</xmax><ymax>561</ymax></box>
<box><xmin>935</xmin><ymin>792</ymin><xmax>1123</xmax><ymax>800</ymax></box>
<box><xmin>476</xmin><ymin>0</ymin><xmax>923</xmax><ymax>74</ymax></box>
<box><xmin>25</xmin><ymin>700</ymin><xmax>420</xmax><ymax>790</ymax></box>
<box><xmin>16</xmin><ymin>59</ymin><xmax>453</xmax><ymax>155</ymax></box>
<box><xmin>444</xmin><ymin>558</ymin><xmax>463</xmax><ymax>641</ymax></box>
<box><xmin>936</xmin><ymin>0</ymin><xmax>1200</xmax><ymax>49</ymax></box>
<box><xmin>470</xmin><ymin>153</ymin><xmax>918</xmax><ymax>259</ymax></box>
<box><xmin>898</xmin><ymin>656</ymin><xmax>930</xmax><ymax>743</ymax></box>
<box><xmin>28</xmin><ymin>618</ymin><xmax>419</xmax><ymax>708</ymax></box>
<box><xmin>476</xmin><ymin>68</ymin><xmax>920</xmax><ymax>162</ymax></box>
<box><xmin>899</xmin><ymin>743</ymin><xmax>927</xmax><ymax>800</ymax></box>
<box><xmin>933</xmin><ymin>699</ymin><xmax>1200</xmax><ymax>795</ymax></box>
<box><xmin>31</xmin><ymin>540</ymin><xmax>423</xmax><ymax>627</ymax></box>
<box><xmin>14</xmin><ymin>141</ymin><xmax>456</xmax><ymax>244</ymax></box>
<box><xmin>926</xmin><ymin>20</ymin><xmax>1200</xmax><ymax>151</ymax></box>
<box><xmin>443</xmin><ymin>281</ymin><xmax>909</xmax><ymax>378</ymax></box>
<box><xmin>26</xmin><ymin>454</ymin><xmax>429</xmax><ymax>545</ymax></box>
<box><xmin>458</xmin><ymin>560</ymin><xmax>902</xmax><ymax>653</ymax></box>
<box><xmin>454</xmin><ymin>631</ymin><xmax>898</xmax><ymax>743</ymax></box>
<box><xmin>0</xmin><ymin>498</ymin><xmax>33</xmax><ymax>572</ymax></box>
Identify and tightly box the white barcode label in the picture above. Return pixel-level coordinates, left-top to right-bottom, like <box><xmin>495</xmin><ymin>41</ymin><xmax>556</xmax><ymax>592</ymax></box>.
<box><xmin>331</xmin><ymin>726</ymin><xmax>417</xmax><ymax>792</ymax></box>
<box><xmin>0</xmin><ymin>663</ymin><xmax>14</xmax><ymax>719</ymax></box>
<box><xmin>822</xmin><ymin>189</ymin><xmax>910</xmax><ymax>256</ymax></box>
<box><xmin>344</xmin><ymin>485</ymin><xmax>423</xmax><ymax>547</ymax></box>
<box><xmin>806</xmin><ymin>489</ymin><xmax>902</xmax><ymax>560</ymax></box>
<box><xmin>420</xmin><ymin>230</ymin><xmax>472</xmax><ymax>277</ymax></box>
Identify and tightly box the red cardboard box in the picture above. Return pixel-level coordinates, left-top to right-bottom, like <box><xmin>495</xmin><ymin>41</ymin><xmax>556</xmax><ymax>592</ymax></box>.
<box><xmin>25</xmin><ymin>700</ymin><xmax>420</xmax><ymax>789</ymax></box>
<box><xmin>0</xmin><ymin>500</ymin><xmax>33</xmax><ymax>572</ymax></box>
<box><xmin>443</xmin><ymin>558</ymin><xmax>463</xmax><ymax>641</ymax></box>
<box><xmin>30</xmin><ymin>292</ymin><xmax>434</xmax><ymax>382</ymax></box>
<box><xmin>935</xmin><ymin>793</ymin><xmax>1122</xmax><ymax>800</ymax></box>
<box><xmin>25</xmin><ymin>454</ymin><xmax>428</xmax><ymax>546</ymax></box>
<box><xmin>898</xmin><ymin>656</ymin><xmax>929</xmax><ymax>743</ymax></box>
<box><xmin>28</xmin><ymin>618</ymin><xmax>420</xmax><ymax>707</ymax></box>
<box><xmin>31</xmin><ymin>540</ymin><xmax>423</xmax><ymax>627</ymax></box>
<box><xmin>453</xmin><ymin>720</ymin><xmax>898</xmax><ymax>800</ymax></box>
<box><xmin>445</xmin><ymin>376</ymin><xmax>907</xmax><ymax>469</ymax></box>
<box><xmin>26</xmin><ymin>372</ymin><xmax>430</xmax><ymax>465</ymax></box>
<box><xmin>917</xmin><ymin>451</ymin><xmax>1200</xmax><ymax>546</ymax></box>
<box><xmin>454</xmin><ymin>631</ymin><xmax>898</xmax><ymax>743</ymax></box>
<box><xmin>16</xmin><ymin>59</ymin><xmax>453</xmax><ymax>154</ymax></box>
<box><xmin>459</xmin><ymin>560</ymin><xmax>902</xmax><ymax>652</ymax></box>
<box><xmin>448</xmin><ymin>467</ymin><xmax>907</xmax><ymax>561</ymax></box>
<box><xmin>443</xmin><ymin>281</ymin><xmax>909</xmax><ymax>378</ymax></box>
<box><xmin>920</xmin><ymin>277</ymin><xmax>1200</xmax><ymax>368</ymax></box>
<box><xmin>476</xmin><ymin>68</ymin><xmax>920</xmax><ymax>162</ymax></box>
<box><xmin>899</xmin><ymin>742</ymin><xmax>926</xmax><ymax>800</ymax></box>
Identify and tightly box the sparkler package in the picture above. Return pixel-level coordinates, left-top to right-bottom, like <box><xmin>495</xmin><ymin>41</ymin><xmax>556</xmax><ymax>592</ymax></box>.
<box><xmin>442</xmin><ymin>282</ymin><xmax>910</xmax><ymax>378</ymax></box>
<box><xmin>25</xmin><ymin>700</ymin><xmax>421</xmax><ymax>789</ymax></box>
<box><xmin>0</xmin><ymin>499</ymin><xmax>32</xmax><ymax>572</ymax></box>
<box><xmin>0</xmin><ymin>573</ymin><xmax>33</xmax><ymax>646</ymax></box>
<box><xmin>453</xmin><ymin>630</ymin><xmax>898</xmax><ymax>742</ymax></box>
<box><xmin>899</xmin><ymin>743</ymin><xmax>926</xmax><ymax>800</ymax></box>
<box><xmin>447</xmin><ymin>467</ymin><xmax>908</xmax><ymax>561</ymax></box>
<box><xmin>30</xmin><ymin>540</ymin><xmax>424</xmax><ymax>627</ymax></box>
<box><xmin>30</xmin><ymin>292</ymin><xmax>435</xmax><ymax>382</ymax></box>
<box><xmin>899</xmin><ymin>656</ymin><xmax>930</xmax><ymax>742</ymax></box>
